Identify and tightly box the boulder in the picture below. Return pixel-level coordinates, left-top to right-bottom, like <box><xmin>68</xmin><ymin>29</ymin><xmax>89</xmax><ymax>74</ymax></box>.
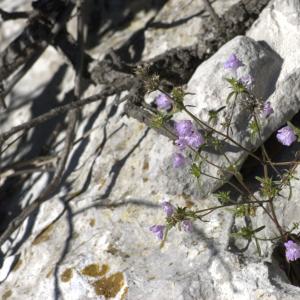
<box><xmin>2</xmin><ymin>0</ymin><xmax>300</xmax><ymax>299</ymax></box>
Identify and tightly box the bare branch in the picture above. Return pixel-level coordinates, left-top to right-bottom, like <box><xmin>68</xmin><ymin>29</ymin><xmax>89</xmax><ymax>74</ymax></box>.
<box><xmin>0</xmin><ymin>8</ymin><xmax>33</xmax><ymax>21</ymax></box>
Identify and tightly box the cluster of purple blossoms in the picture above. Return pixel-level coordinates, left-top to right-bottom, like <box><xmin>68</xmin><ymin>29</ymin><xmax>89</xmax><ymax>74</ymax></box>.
<box><xmin>155</xmin><ymin>93</ymin><xmax>172</xmax><ymax>111</ymax></box>
<box><xmin>284</xmin><ymin>240</ymin><xmax>300</xmax><ymax>262</ymax></box>
<box><xmin>224</xmin><ymin>54</ymin><xmax>244</xmax><ymax>71</ymax></box>
<box><xmin>262</xmin><ymin>101</ymin><xmax>274</xmax><ymax>118</ymax></box>
<box><xmin>172</xmin><ymin>120</ymin><xmax>204</xmax><ymax>168</ymax></box>
<box><xmin>149</xmin><ymin>202</ymin><xmax>193</xmax><ymax>240</ymax></box>
<box><xmin>224</xmin><ymin>54</ymin><xmax>254</xmax><ymax>89</ymax></box>
<box><xmin>149</xmin><ymin>225</ymin><xmax>165</xmax><ymax>240</ymax></box>
<box><xmin>276</xmin><ymin>126</ymin><xmax>297</xmax><ymax>146</ymax></box>
<box><xmin>173</xmin><ymin>153</ymin><xmax>185</xmax><ymax>168</ymax></box>
<box><xmin>224</xmin><ymin>55</ymin><xmax>298</xmax><ymax>148</ymax></box>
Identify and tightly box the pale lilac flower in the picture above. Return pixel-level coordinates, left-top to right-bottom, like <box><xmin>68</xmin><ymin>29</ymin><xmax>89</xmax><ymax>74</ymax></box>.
<box><xmin>224</xmin><ymin>54</ymin><xmax>243</xmax><ymax>71</ymax></box>
<box><xmin>162</xmin><ymin>201</ymin><xmax>175</xmax><ymax>217</ymax></box>
<box><xmin>284</xmin><ymin>240</ymin><xmax>300</xmax><ymax>262</ymax></box>
<box><xmin>149</xmin><ymin>225</ymin><xmax>165</xmax><ymax>240</ymax></box>
<box><xmin>182</xmin><ymin>220</ymin><xmax>193</xmax><ymax>232</ymax></box>
<box><xmin>175</xmin><ymin>137</ymin><xmax>188</xmax><ymax>151</ymax></box>
<box><xmin>262</xmin><ymin>101</ymin><xmax>274</xmax><ymax>118</ymax></box>
<box><xmin>186</xmin><ymin>131</ymin><xmax>204</xmax><ymax>149</ymax></box>
<box><xmin>155</xmin><ymin>93</ymin><xmax>172</xmax><ymax>110</ymax></box>
<box><xmin>276</xmin><ymin>126</ymin><xmax>297</xmax><ymax>146</ymax></box>
<box><xmin>173</xmin><ymin>153</ymin><xmax>185</xmax><ymax>168</ymax></box>
<box><xmin>175</xmin><ymin>120</ymin><xmax>193</xmax><ymax>137</ymax></box>
<box><xmin>240</xmin><ymin>74</ymin><xmax>254</xmax><ymax>88</ymax></box>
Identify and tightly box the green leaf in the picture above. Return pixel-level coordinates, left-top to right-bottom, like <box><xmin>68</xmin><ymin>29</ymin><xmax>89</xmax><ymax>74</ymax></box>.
<box><xmin>190</xmin><ymin>163</ymin><xmax>201</xmax><ymax>178</ymax></box>
<box><xmin>215</xmin><ymin>191</ymin><xmax>231</xmax><ymax>204</ymax></box>
<box><xmin>226</xmin><ymin>91</ymin><xmax>235</xmax><ymax>104</ymax></box>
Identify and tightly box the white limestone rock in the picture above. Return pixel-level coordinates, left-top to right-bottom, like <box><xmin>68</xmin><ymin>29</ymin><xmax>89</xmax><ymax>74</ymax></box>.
<box><xmin>247</xmin><ymin>0</ymin><xmax>300</xmax><ymax>80</ymax></box>
<box><xmin>2</xmin><ymin>0</ymin><xmax>300</xmax><ymax>299</ymax></box>
<box><xmin>182</xmin><ymin>35</ymin><xmax>290</xmax><ymax>196</ymax></box>
<box><xmin>1</xmin><ymin>190</ymin><xmax>299</xmax><ymax>300</ymax></box>
<box><xmin>142</xmin><ymin>0</ymin><xmax>240</xmax><ymax>60</ymax></box>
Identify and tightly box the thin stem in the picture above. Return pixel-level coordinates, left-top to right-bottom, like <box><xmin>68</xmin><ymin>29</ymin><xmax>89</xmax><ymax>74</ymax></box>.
<box><xmin>199</xmin><ymin>171</ymin><xmax>245</xmax><ymax>196</ymax></box>
<box><xmin>194</xmin><ymin>199</ymin><xmax>270</xmax><ymax>214</ymax></box>
<box><xmin>253</xmin><ymin>113</ymin><xmax>281</xmax><ymax>177</ymax></box>
<box><xmin>226</xmin><ymin>92</ymin><xmax>238</xmax><ymax>137</ymax></box>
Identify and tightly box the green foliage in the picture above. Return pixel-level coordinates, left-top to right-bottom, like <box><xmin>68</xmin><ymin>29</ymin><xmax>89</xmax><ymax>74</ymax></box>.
<box><xmin>208</xmin><ymin>106</ymin><xmax>226</xmax><ymax>125</ymax></box>
<box><xmin>256</xmin><ymin>176</ymin><xmax>279</xmax><ymax>198</ymax></box>
<box><xmin>150</xmin><ymin>112</ymin><xmax>172</xmax><ymax>128</ymax></box>
<box><xmin>231</xmin><ymin>225</ymin><xmax>265</xmax><ymax>240</ymax></box>
<box><xmin>215</xmin><ymin>191</ymin><xmax>231</xmax><ymax>204</ymax></box>
<box><xmin>190</xmin><ymin>162</ymin><xmax>201</xmax><ymax>178</ymax></box>
<box><xmin>225</xmin><ymin>78</ymin><xmax>246</xmax><ymax>95</ymax></box>
<box><xmin>234</xmin><ymin>204</ymin><xmax>256</xmax><ymax>217</ymax></box>
<box><xmin>249</xmin><ymin>119</ymin><xmax>259</xmax><ymax>141</ymax></box>
<box><xmin>171</xmin><ymin>87</ymin><xmax>186</xmax><ymax>111</ymax></box>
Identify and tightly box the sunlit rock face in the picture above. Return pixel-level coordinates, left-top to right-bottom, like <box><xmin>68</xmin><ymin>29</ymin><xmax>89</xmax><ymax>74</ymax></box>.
<box><xmin>1</xmin><ymin>0</ymin><xmax>300</xmax><ymax>299</ymax></box>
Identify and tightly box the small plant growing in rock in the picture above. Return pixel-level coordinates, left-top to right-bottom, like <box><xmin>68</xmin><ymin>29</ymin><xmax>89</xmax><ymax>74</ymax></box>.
<box><xmin>148</xmin><ymin>54</ymin><xmax>300</xmax><ymax>282</ymax></box>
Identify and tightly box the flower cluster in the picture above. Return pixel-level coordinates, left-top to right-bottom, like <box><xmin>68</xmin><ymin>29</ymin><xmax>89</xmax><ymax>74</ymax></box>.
<box><xmin>224</xmin><ymin>54</ymin><xmax>244</xmax><ymax>71</ymax></box>
<box><xmin>224</xmin><ymin>54</ymin><xmax>274</xmax><ymax>120</ymax></box>
<box><xmin>284</xmin><ymin>240</ymin><xmax>300</xmax><ymax>262</ymax></box>
<box><xmin>262</xmin><ymin>101</ymin><xmax>274</xmax><ymax>118</ymax></box>
<box><xmin>155</xmin><ymin>93</ymin><xmax>172</xmax><ymax>111</ymax></box>
<box><xmin>224</xmin><ymin>54</ymin><xmax>253</xmax><ymax>88</ymax></box>
<box><xmin>276</xmin><ymin>126</ymin><xmax>297</xmax><ymax>146</ymax></box>
<box><xmin>172</xmin><ymin>120</ymin><xmax>204</xmax><ymax>168</ymax></box>
<box><xmin>149</xmin><ymin>201</ymin><xmax>193</xmax><ymax>240</ymax></box>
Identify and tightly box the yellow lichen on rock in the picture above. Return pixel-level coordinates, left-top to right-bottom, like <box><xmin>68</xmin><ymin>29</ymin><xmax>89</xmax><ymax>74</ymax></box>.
<box><xmin>89</xmin><ymin>218</ymin><xmax>96</xmax><ymax>227</ymax></box>
<box><xmin>81</xmin><ymin>263</ymin><xmax>109</xmax><ymax>277</ymax></box>
<box><xmin>1</xmin><ymin>290</ymin><xmax>12</xmax><ymax>300</ymax></box>
<box><xmin>92</xmin><ymin>272</ymin><xmax>125</xmax><ymax>298</ymax></box>
<box><xmin>60</xmin><ymin>268</ymin><xmax>73</xmax><ymax>283</ymax></box>
<box><xmin>32</xmin><ymin>224</ymin><xmax>54</xmax><ymax>245</ymax></box>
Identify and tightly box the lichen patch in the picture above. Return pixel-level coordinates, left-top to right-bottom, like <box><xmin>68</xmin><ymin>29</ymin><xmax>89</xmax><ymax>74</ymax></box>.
<box><xmin>2</xmin><ymin>290</ymin><xmax>12</xmax><ymax>300</ymax></box>
<box><xmin>89</xmin><ymin>218</ymin><xmax>96</xmax><ymax>227</ymax></box>
<box><xmin>32</xmin><ymin>223</ymin><xmax>54</xmax><ymax>245</ymax></box>
<box><xmin>81</xmin><ymin>263</ymin><xmax>109</xmax><ymax>277</ymax></box>
<box><xmin>92</xmin><ymin>272</ymin><xmax>125</xmax><ymax>298</ymax></box>
<box><xmin>60</xmin><ymin>268</ymin><xmax>73</xmax><ymax>283</ymax></box>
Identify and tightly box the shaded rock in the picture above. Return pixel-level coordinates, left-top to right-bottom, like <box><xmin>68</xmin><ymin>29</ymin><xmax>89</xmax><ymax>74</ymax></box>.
<box><xmin>247</xmin><ymin>0</ymin><xmax>300</xmax><ymax>80</ymax></box>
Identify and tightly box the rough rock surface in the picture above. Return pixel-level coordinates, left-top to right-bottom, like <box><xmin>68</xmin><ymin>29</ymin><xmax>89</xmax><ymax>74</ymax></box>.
<box><xmin>182</xmin><ymin>35</ymin><xmax>283</xmax><ymax>196</ymax></box>
<box><xmin>182</xmin><ymin>0</ymin><xmax>300</xmax><ymax>194</ymax></box>
<box><xmin>142</xmin><ymin>0</ymin><xmax>240</xmax><ymax>60</ymax></box>
<box><xmin>1</xmin><ymin>0</ymin><xmax>300</xmax><ymax>300</ymax></box>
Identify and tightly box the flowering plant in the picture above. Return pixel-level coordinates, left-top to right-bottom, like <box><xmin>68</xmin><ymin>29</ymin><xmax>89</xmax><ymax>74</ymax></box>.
<box><xmin>147</xmin><ymin>54</ymin><xmax>300</xmax><ymax>285</ymax></box>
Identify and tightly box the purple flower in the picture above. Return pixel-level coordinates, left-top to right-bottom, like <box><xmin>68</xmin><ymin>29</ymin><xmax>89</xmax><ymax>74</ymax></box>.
<box><xmin>284</xmin><ymin>240</ymin><xmax>300</xmax><ymax>262</ymax></box>
<box><xmin>173</xmin><ymin>153</ymin><xmax>185</xmax><ymax>168</ymax></box>
<box><xmin>149</xmin><ymin>225</ymin><xmax>165</xmax><ymax>240</ymax></box>
<box><xmin>175</xmin><ymin>120</ymin><xmax>193</xmax><ymax>137</ymax></box>
<box><xmin>276</xmin><ymin>126</ymin><xmax>297</xmax><ymax>146</ymax></box>
<box><xmin>175</xmin><ymin>137</ymin><xmax>188</xmax><ymax>151</ymax></box>
<box><xmin>262</xmin><ymin>101</ymin><xmax>274</xmax><ymax>118</ymax></box>
<box><xmin>182</xmin><ymin>220</ymin><xmax>193</xmax><ymax>232</ymax></box>
<box><xmin>155</xmin><ymin>93</ymin><xmax>172</xmax><ymax>110</ymax></box>
<box><xmin>162</xmin><ymin>201</ymin><xmax>175</xmax><ymax>217</ymax></box>
<box><xmin>186</xmin><ymin>132</ymin><xmax>204</xmax><ymax>149</ymax></box>
<box><xmin>224</xmin><ymin>54</ymin><xmax>244</xmax><ymax>71</ymax></box>
<box><xmin>240</xmin><ymin>74</ymin><xmax>254</xmax><ymax>88</ymax></box>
